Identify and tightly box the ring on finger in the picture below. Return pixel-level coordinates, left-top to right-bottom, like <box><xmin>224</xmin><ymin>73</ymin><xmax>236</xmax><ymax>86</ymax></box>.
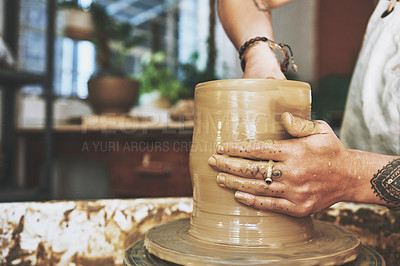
<box><xmin>264</xmin><ymin>160</ymin><xmax>274</xmax><ymax>185</ymax></box>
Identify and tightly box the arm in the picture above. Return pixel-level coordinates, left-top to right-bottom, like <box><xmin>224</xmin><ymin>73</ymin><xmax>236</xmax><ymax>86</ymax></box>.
<box><xmin>218</xmin><ymin>0</ymin><xmax>292</xmax><ymax>79</ymax></box>
<box><xmin>208</xmin><ymin>113</ymin><xmax>400</xmax><ymax>217</ymax></box>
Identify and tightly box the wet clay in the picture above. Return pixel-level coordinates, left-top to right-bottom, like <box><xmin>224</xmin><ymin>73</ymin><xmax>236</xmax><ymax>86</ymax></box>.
<box><xmin>144</xmin><ymin>218</ymin><xmax>362</xmax><ymax>265</ymax></box>
<box><xmin>144</xmin><ymin>79</ymin><xmax>361</xmax><ymax>265</ymax></box>
<box><xmin>188</xmin><ymin>79</ymin><xmax>313</xmax><ymax>246</ymax></box>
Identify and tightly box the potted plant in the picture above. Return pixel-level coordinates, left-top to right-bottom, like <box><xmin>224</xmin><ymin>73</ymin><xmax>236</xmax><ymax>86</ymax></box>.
<box><xmin>139</xmin><ymin>51</ymin><xmax>220</xmax><ymax>120</ymax></box>
<box><xmin>139</xmin><ymin>51</ymin><xmax>191</xmax><ymax>108</ymax></box>
<box><xmin>58</xmin><ymin>0</ymin><xmax>93</xmax><ymax>41</ymax></box>
<box><xmin>87</xmin><ymin>4</ymin><xmax>145</xmax><ymax>115</ymax></box>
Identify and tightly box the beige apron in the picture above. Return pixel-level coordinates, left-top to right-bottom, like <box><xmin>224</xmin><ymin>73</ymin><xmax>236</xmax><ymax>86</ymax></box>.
<box><xmin>341</xmin><ymin>0</ymin><xmax>400</xmax><ymax>156</ymax></box>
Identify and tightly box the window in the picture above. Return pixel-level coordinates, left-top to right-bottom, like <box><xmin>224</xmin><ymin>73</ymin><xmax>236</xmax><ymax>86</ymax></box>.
<box><xmin>19</xmin><ymin>0</ymin><xmax>47</xmax><ymax>95</ymax></box>
<box><xmin>18</xmin><ymin>0</ymin><xmax>193</xmax><ymax>98</ymax></box>
<box><xmin>20</xmin><ymin>0</ymin><xmax>95</xmax><ymax>98</ymax></box>
<box><xmin>56</xmin><ymin>38</ymin><xmax>95</xmax><ymax>98</ymax></box>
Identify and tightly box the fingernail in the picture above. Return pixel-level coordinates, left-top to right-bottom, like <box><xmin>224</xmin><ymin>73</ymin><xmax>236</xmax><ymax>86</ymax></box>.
<box><xmin>216</xmin><ymin>173</ymin><xmax>225</xmax><ymax>184</ymax></box>
<box><xmin>208</xmin><ymin>156</ymin><xmax>217</xmax><ymax>167</ymax></box>
<box><xmin>235</xmin><ymin>191</ymin><xmax>253</xmax><ymax>206</ymax></box>
<box><xmin>217</xmin><ymin>144</ymin><xmax>224</xmax><ymax>154</ymax></box>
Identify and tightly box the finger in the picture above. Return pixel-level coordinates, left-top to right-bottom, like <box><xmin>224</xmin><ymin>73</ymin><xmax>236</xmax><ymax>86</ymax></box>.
<box><xmin>217</xmin><ymin>172</ymin><xmax>286</xmax><ymax>196</ymax></box>
<box><xmin>234</xmin><ymin>192</ymin><xmax>301</xmax><ymax>217</ymax></box>
<box><xmin>208</xmin><ymin>155</ymin><xmax>285</xmax><ymax>180</ymax></box>
<box><xmin>216</xmin><ymin>139</ymin><xmax>291</xmax><ymax>161</ymax></box>
<box><xmin>281</xmin><ymin>112</ymin><xmax>331</xmax><ymax>137</ymax></box>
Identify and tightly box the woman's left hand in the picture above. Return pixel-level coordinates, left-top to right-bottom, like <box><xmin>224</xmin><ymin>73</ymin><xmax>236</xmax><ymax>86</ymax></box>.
<box><xmin>208</xmin><ymin>112</ymin><xmax>355</xmax><ymax>217</ymax></box>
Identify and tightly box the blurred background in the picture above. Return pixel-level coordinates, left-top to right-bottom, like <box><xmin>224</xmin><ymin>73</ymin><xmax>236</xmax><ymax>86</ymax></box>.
<box><xmin>0</xmin><ymin>0</ymin><xmax>377</xmax><ymax>201</ymax></box>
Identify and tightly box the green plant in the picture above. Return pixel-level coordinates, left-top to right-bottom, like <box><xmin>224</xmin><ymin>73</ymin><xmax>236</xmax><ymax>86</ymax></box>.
<box><xmin>139</xmin><ymin>52</ymin><xmax>191</xmax><ymax>104</ymax></box>
<box><xmin>90</xmin><ymin>4</ymin><xmax>145</xmax><ymax>76</ymax></box>
<box><xmin>139</xmin><ymin>51</ymin><xmax>221</xmax><ymax>104</ymax></box>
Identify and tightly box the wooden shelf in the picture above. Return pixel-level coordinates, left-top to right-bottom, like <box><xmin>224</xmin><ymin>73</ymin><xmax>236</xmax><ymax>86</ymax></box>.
<box><xmin>1</xmin><ymin>0</ymin><xmax>56</xmax><ymax>202</ymax></box>
<box><xmin>0</xmin><ymin>69</ymin><xmax>45</xmax><ymax>86</ymax></box>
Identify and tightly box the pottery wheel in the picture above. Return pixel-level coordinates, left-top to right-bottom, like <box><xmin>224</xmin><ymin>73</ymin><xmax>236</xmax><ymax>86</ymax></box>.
<box><xmin>124</xmin><ymin>240</ymin><xmax>384</xmax><ymax>266</ymax></box>
<box><xmin>124</xmin><ymin>218</ymin><xmax>365</xmax><ymax>265</ymax></box>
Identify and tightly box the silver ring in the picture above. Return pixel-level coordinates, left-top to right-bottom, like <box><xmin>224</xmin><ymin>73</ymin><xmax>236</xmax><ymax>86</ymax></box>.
<box><xmin>264</xmin><ymin>160</ymin><xmax>274</xmax><ymax>185</ymax></box>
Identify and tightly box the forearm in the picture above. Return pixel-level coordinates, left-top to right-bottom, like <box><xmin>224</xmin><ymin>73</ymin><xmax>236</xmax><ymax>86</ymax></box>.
<box><xmin>218</xmin><ymin>0</ymin><xmax>291</xmax><ymax>78</ymax></box>
<box><xmin>218</xmin><ymin>0</ymin><xmax>275</xmax><ymax>50</ymax></box>
<box><xmin>343</xmin><ymin>149</ymin><xmax>400</xmax><ymax>208</ymax></box>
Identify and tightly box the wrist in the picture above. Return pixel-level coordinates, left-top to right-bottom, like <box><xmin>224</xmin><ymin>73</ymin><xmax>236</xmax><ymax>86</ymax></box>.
<box><xmin>242</xmin><ymin>43</ymin><xmax>285</xmax><ymax>79</ymax></box>
<box><xmin>341</xmin><ymin>149</ymin><xmax>398</xmax><ymax>206</ymax></box>
<box><xmin>333</xmin><ymin>148</ymin><xmax>359</xmax><ymax>203</ymax></box>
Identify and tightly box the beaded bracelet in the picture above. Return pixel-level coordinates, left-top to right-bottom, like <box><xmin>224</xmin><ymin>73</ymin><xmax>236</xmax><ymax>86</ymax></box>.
<box><xmin>239</xmin><ymin>36</ymin><xmax>298</xmax><ymax>74</ymax></box>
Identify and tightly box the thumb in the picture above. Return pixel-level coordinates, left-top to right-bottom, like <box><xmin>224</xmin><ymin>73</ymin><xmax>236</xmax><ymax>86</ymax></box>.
<box><xmin>281</xmin><ymin>112</ymin><xmax>322</xmax><ymax>137</ymax></box>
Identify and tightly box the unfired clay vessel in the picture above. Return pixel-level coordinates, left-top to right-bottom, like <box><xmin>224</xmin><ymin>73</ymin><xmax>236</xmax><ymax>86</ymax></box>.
<box><xmin>144</xmin><ymin>79</ymin><xmax>361</xmax><ymax>265</ymax></box>
<box><xmin>189</xmin><ymin>79</ymin><xmax>313</xmax><ymax>246</ymax></box>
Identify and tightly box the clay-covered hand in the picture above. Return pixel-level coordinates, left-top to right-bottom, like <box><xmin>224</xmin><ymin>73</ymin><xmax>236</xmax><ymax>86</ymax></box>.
<box><xmin>208</xmin><ymin>112</ymin><xmax>354</xmax><ymax>217</ymax></box>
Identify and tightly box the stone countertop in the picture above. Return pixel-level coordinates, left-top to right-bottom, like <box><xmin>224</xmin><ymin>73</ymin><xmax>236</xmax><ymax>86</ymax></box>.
<box><xmin>313</xmin><ymin>202</ymin><xmax>400</xmax><ymax>265</ymax></box>
<box><xmin>0</xmin><ymin>198</ymin><xmax>192</xmax><ymax>265</ymax></box>
<box><xmin>0</xmin><ymin>199</ymin><xmax>399</xmax><ymax>265</ymax></box>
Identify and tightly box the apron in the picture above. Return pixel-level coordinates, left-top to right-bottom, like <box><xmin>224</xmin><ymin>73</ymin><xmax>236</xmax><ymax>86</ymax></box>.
<box><xmin>340</xmin><ymin>0</ymin><xmax>400</xmax><ymax>156</ymax></box>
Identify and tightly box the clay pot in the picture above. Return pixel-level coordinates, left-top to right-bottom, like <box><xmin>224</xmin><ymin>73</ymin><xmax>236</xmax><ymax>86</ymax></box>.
<box><xmin>59</xmin><ymin>9</ymin><xmax>93</xmax><ymax>41</ymax></box>
<box><xmin>87</xmin><ymin>76</ymin><xmax>140</xmax><ymax>115</ymax></box>
<box><xmin>189</xmin><ymin>79</ymin><xmax>313</xmax><ymax>246</ymax></box>
<box><xmin>142</xmin><ymin>79</ymin><xmax>361</xmax><ymax>265</ymax></box>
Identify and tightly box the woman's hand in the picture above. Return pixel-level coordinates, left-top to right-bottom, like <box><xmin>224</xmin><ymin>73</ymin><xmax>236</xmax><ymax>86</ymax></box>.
<box><xmin>208</xmin><ymin>112</ymin><xmax>355</xmax><ymax>217</ymax></box>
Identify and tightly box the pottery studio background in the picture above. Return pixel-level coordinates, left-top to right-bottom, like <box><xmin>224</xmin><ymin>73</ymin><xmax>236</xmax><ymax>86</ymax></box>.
<box><xmin>0</xmin><ymin>0</ymin><xmax>376</xmax><ymax>202</ymax></box>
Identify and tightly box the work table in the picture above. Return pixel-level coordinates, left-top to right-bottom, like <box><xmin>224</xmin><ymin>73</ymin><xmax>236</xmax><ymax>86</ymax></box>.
<box><xmin>0</xmin><ymin>198</ymin><xmax>399</xmax><ymax>265</ymax></box>
<box><xmin>6</xmin><ymin>117</ymin><xmax>400</xmax><ymax>265</ymax></box>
